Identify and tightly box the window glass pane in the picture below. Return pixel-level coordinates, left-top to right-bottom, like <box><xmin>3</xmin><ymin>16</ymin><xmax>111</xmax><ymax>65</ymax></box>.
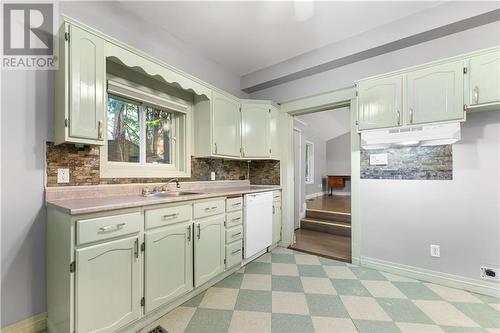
<box><xmin>107</xmin><ymin>97</ymin><xmax>141</xmax><ymax>163</ymax></box>
<box><xmin>146</xmin><ymin>106</ymin><xmax>174</xmax><ymax>164</ymax></box>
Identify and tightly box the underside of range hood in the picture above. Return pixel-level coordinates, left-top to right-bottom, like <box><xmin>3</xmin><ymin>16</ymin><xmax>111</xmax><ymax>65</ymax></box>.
<box><xmin>361</xmin><ymin>122</ymin><xmax>461</xmax><ymax>150</ymax></box>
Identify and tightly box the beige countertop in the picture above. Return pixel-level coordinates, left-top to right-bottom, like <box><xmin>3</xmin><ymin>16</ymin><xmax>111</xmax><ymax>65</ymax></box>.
<box><xmin>46</xmin><ymin>184</ymin><xmax>281</xmax><ymax>215</ymax></box>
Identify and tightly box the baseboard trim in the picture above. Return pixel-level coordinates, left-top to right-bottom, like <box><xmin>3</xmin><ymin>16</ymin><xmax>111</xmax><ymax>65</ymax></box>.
<box><xmin>331</xmin><ymin>191</ymin><xmax>351</xmax><ymax>196</ymax></box>
<box><xmin>360</xmin><ymin>256</ymin><xmax>500</xmax><ymax>297</ymax></box>
<box><xmin>305</xmin><ymin>192</ymin><xmax>326</xmax><ymax>199</ymax></box>
<box><xmin>1</xmin><ymin>312</ymin><xmax>46</xmax><ymax>333</ymax></box>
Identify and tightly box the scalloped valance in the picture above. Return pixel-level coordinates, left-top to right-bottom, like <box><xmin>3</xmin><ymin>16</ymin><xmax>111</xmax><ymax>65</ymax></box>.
<box><xmin>104</xmin><ymin>41</ymin><xmax>212</xmax><ymax>99</ymax></box>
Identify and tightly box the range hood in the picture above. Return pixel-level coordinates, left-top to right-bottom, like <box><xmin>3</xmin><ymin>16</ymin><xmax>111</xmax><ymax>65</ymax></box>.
<box><xmin>361</xmin><ymin>122</ymin><xmax>461</xmax><ymax>150</ymax></box>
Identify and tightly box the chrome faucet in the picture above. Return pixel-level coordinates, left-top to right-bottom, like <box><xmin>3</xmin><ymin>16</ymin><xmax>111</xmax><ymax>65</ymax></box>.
<box><xmin>161</xmin><ymin>178</ymin><xmax>181</xmax><ymax>192</ymax></box>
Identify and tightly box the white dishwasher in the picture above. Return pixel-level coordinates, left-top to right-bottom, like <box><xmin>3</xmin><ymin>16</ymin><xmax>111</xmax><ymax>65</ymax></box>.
<box><xmin>243</xmin><ymin>191</ymin><xmax>273</xmax><ymax>259</ymax></box>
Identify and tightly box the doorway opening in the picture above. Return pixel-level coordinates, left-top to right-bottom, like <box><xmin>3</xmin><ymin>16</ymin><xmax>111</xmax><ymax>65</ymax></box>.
<box><xmin>290</xmin><ymin>107</ymin><xmax>352</xmax><ymax>262</ymax></box>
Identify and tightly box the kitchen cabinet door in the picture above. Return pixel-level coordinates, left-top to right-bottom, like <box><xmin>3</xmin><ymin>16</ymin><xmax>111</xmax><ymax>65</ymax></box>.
<box><xmin>145</xmin><ymin>222</ymin><xmax>193</xmax><ymax>313</ymax></box>
<box><xmin>194</xmin><ymin>215</ymin><xmax>225</xmax><ymax>287</ymax></box>
<box><xmin>75</xmin><ymin>236</ymin><xmax>141</xmax><ymax>333</ymax></box>
<box><xmin>407</xmin><ymin>61</ymin><xmax>464</xmax><ymax>125</ymax></box>
<box><xmin>357</xmin><ymin>75</ymin><xmax>403</xmax><ymax>130</ymax></box>
<box><xmin>69</xmin><ymin>24</ymin><xmax>105</xmax><ymax>143</ymax></box>
<box><xmin>468</xmin><ymin>50</ymin><xmax>500</xmax><ymax>107</ymax></box>
<box><xmin>269</xmin><ymin>105</ymin><xmax>280</xmax><ymax>159</ymax></box>
<box><xmin>241</xmin><ymin>103</ymin><xmax>270</xmax><ymax>158</ymax></box>
<box><xmin>272</xmin><ymin>204</ymin><xmax>282</xmax><ymax>245</ymax></box>
<box><xmin>212</xmin><ymin>91</ymin><xmax>241</xmax><ymax>157</ymax></box>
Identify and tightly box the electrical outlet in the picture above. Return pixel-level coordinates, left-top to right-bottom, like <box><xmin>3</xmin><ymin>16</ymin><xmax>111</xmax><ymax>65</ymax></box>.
<box><xmin>57</xmin><ymin>168</ymin><xmax>70</xmax><ymax>183</ymax></box>
<box><xmin>210</xmin><ymin>171</ymin><xmax>216</xmax><ymax>181</ymax></box>
<box><xmin>430</xmin><ymin>244</ymin><xmax>440</xmax><ymax>258</ymax></box>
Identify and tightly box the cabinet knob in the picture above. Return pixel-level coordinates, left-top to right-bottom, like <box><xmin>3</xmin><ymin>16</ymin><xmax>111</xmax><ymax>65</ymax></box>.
<box><xmin>97</xmin><ymin>120</ymin><xmax>103</xmax><ymax>140</ymax></box>
<box><xmin>473</xmin><ymin>86</ymin><xmax>479</xmax><ymax>104</ymax></box>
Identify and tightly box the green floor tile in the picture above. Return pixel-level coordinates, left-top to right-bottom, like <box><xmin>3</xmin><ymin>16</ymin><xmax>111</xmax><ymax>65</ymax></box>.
<box><xmin>350</xmin><ymin>266</ymin><xmax>387</xmax><ymax>280</ymax></box>
<box><xmin>272</xmin><ymin>313</ymin><xmax>315</xmax><ymax>333</ymax></box>
<box><xmin>377</xmin><ymin>298</ymin><xmax>433</xmax><ymax>324</ymax></box>
<box><xmin>298</xmin><ymin>264</ymin><xmax>327</xmax><ymax>277</ymax></box>
<box><xmin>319</xmin><ymin>257</ymin><xmax>345</xmax><ymax>266</ymax></box>
<box><xmin>272</xmin><ymin>276</ymin><xmax>304</xmax><ymax>292</ymax></box>
<box><xmin>305</xmin><ymin>294</ymin><xmax>349</xmax><ymax>317</ymax></box>
<box><xmin>244</xmin><ymin>262</ymin><xmax>272</xmax><ymax>275</ymax></box>
<box><xmin>331</xmin><ymin>279</ymin><xmax>372</xmax><ymax>296</ymax></box>
<box><xmin>182</xmin><ymin>291</ymin><xmax>206</xmax><ymax>307</ymax></box>
<box><xmin>440</xmin><ymin>326</ymin><xmax>487</xmax><ymax>333</ymax></box>
<box><xmin>392</xmin><ymin>282</ymin><xmax>442</xmax><ymax>300</ymax></box>
<box><xmin>453</xmin><ymin>302</ymin><xmax>500</xmax><ymax>328</ymax></box>
<box><xmin>234</xmin><ymin>289</ymin><xmax>272</xmax><ymax>312</ymax></box>
<box><xmin>272</xmin><ymin>253</ymin><xmax>296</xmax><ymax>264</ymax></box>
<box><xmin>215</xmin><ymin>273</ymin><xmax>244</xmax><ymax>289</ymax></box>
<box><xmin>184</xmin><ymin>308</ymin><xmax>233</xmax><ymax>333</ymax></box>
<box><xmin>353</xmin><ymin>319</ymin><xmax>402</xmax><ymax>333</ymax></box>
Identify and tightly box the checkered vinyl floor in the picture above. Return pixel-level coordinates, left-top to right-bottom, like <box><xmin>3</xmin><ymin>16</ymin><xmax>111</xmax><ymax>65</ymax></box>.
<box><xmin>141</xmin><ymin>247</ymin><xmax>500</xmax><ymax>333</ymax></box>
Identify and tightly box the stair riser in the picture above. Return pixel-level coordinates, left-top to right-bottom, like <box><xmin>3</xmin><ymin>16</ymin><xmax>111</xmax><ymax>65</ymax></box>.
<box><xmin>301</xmin><ymin>221</ymin><xmax>351</xmax><ymax>237</ymax></box>
<box><xmin>306</xmin><ymin>210</ymin><xmax>351</xmax><ymax>223</ymax></box>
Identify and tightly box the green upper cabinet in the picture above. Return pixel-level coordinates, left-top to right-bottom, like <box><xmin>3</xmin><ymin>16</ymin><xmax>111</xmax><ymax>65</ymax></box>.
<box><xmin>241</xmin><ymin>101</ymin><xmax>271</xmax><ymax>158</ymax></box>
<box><xmin>407</xmin><ymin>61</ymin><xmax>465</xmax><ymax>125</ymax></box>
<box><xmin>468</xmin><ymin>50</ymin><xmax>500</xmax><ymax>108</ymax></box>
<box><xmin>357</xmin><ymin>75</ymin><xmax>403</xmax><ymax>130</ymax></box>
<box><xmin>55</xmin><ymin>23</ymin><xmax>105</xmax><ymax>145</ymax></box>
<box><xmin>145</xmin><ymin>221</ymin><xmax>193</xmax><ymax>313</ymax></box>
<box><xmin>269</xmin><ymin>105</ymin><xmax>280</xmax><ymax>159</ymax></box>
<box><xmin>194</xmin><ymin>215</ymin><xmax>225</xmax><ymax>287</ymax></box>
<box><xmin>75</xmin><ymin>236</ymin><xmax>141</xmax><ymax>333</ymax></box>
<box><xmin>212</xmin><ymin>91</ymin><xmax>242</xmax><ymax>157</ymax></box>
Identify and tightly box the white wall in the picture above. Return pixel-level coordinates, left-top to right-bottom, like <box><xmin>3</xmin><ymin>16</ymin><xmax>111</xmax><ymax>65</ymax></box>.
<box><xmin>326</xmin><ymin>133</ymin><xmax>351</xmax><ymax>176</ymax></box>
<box><xmin>0</xmin><ymin>2</ymin><xmax>245</xmax><ymax>327</ymax></box>
<box><xmin>361</xmin><ymin>111</ymin><xmax>499</xmax><ymax>280</ymax></box>
<box><xmin>294</xmin><ymin>119</ymin><xmax>327</xmax><ymax>204</ymax></box>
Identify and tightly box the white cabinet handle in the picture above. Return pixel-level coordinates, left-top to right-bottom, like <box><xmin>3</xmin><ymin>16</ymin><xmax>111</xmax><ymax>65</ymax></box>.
<box><xmin>187</xmin><ymin>225</ymin><xmax>191</xmax><ymax>242</ymax></box>
<box><xmin>231</xmin><ymin>249</ymin><xmax>241</xmax><ymax>255</ymax></box>
<box><xmin>197</xmin><ymin>224</ymin><xmax>201</xmax><ymax>239</ymax></box>
<box><xmin>231</xmin><ymin>217</ymin><xmax>241</xmax><ymax>222</ymax></box>
<box><xmin>134</xmin><ymin>238</ymin><xmax>139</xmax><ymax>259</ymax></box>
<box><xmin>473</xmin><ymin>86</ymin><xmax>479</xmax><ymax>104</ymax></box>
<box><xmin>99</xmin><ymin>223</ymin><xmax>125</xmax><ymax>232</ymax></box>
<box><xmin>98</xmin><ymin>120</ymin><xmax>103</xmax><ymax>140</ymax></box>
<box><xmin>232</xmin><ymin>232</ymin><xmax>242</xmax><ymax>237</ymax></box>
<box><xmin>409</xmin><ymin>108</ymin><xmax>414</xmax><ymax>124</ymax></box>
<box><xmin>232</xmin><ymin>202</ymin><xmax>241</xmax><ymax>206</ymax></box>
<box><xmin>162</xmin><ymin>213</ymin><xmax>179</xmax><ymax>220</ymax></box>
<box><xmin>204</xmin><ymin>206</ymin><xmax>217</xmax><ymax>211</ymax></box>
<box><xmin>214</xmin><ymin>142</ymin><xmax>218</xmax><ymax>154</ymax></box>
<box><xmin>397</xmin><ymin>110</ymin><xmax>401</xmax><ymax>125</ymax></box>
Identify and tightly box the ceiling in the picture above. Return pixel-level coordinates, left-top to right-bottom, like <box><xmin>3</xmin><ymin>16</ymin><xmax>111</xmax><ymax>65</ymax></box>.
<box><xmin>117</xmin><ymin>1</ymin><xmax>443</xmax><ymax>76</ymax></box>
<box><xmin>296</xmin><ymin>107</ymin><xmax>350</xmax><ymax>142</ymax></box>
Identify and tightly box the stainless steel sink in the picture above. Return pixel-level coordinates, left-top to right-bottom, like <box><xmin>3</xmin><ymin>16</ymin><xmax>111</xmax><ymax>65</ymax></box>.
<box><xmin>144</xmin><ymin>191</ymin><xmax>201</xmax><ymax>198</ymax></box>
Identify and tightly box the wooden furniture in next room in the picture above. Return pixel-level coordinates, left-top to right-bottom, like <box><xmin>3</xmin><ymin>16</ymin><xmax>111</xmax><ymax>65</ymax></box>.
<box><xmin>327</xmin><ymin>175</ymin><xmax>350</xmax><ymax>195</ymax></box>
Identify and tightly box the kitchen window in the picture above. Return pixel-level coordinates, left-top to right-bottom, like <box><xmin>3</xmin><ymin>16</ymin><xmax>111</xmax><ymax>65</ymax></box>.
<box><xmin>305</xmin><ymin>141</ymin><xmax>314</xmax><ymax>184</ymax></box>
<box><xmin>100</xmin><ymin>80</ymin><xmax>191</xmax><ymax>178</ymax></box>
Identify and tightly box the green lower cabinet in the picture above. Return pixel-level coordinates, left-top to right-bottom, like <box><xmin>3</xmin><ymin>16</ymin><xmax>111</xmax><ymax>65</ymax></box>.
<box><xmin>145</xmin><ymin>222</ymin><xmax>193</xmax><ymax>313</ymax></box>
<box><xmin>225</xmin><ymin>240</ymin><xmax>243</xmax><ymax>269</ymax></box>
<box><xmin>194</xmin><ymin>215</ymin><xmax>225</xmax><ymax>287</ymax></box>
<box><xmin>75</xmin><ymin>236</ymin><xmax>141</xmax><ymax>333</ymax></box>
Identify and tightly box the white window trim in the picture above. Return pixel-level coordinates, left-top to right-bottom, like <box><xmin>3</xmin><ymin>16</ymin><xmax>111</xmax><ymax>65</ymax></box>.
<box><xmin>100</xmin><ymin>82</ymin><xmax>192</xmax><ymax>178</ymax></box>
<box><xmin>305</xmin><ymin>140</ymin><xmax>314</xmax><ymax>185</ymax></box>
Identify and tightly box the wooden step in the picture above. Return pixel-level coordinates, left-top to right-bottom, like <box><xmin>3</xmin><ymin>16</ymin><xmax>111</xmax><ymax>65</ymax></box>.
<box><xmin>300</xmin><ymin>218</ymin><xmax>351</xmax><ymax>237</ymax></box>
<box><xmin>305</xmin><ymin>209</ymin><xmax>351</xmax><ymax>223</ymax></box>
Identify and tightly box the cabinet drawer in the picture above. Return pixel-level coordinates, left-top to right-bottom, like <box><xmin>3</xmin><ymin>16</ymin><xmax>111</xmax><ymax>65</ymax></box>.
<box><xmin>226</xmin><ymin>197</ymin><xmax>243</xmax><ymax>212</ymax></box>
<box><xmin>76</xmin><ymin>212</ymin><xmax>141</xmax><ymax>245</ymax></box>
<box><xmin>145</xmin><ymin>204</ymin><xmax>192</xmax><ymax>229</ymax></box>
<box><xmin>225</xmin><ymin>225</ymin><xmax>243</xmax><ymax>244</ymax></box>
<box><xmin>193</xmin><ymin>199</ymin><xmax>225</xmax><ymax>219</ymax></box>
<box><xmin>225</xmin><ymin>240</ymin><xmax>242</xmax><ymax>268</ymax></box>
<box><xmin>226</xmin><ymin>211</ymin><xmax>243</xmax><ymax>228</ymax></box>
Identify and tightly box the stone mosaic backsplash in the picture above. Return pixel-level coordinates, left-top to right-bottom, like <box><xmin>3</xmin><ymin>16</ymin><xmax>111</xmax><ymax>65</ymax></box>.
<box><xmin>46</xmin><ymin>142</ymin><xmax>280</xmax><ymax>186</ymax></box>
<box><xmin>360</xmin><ymin>145</ymin><xmax>452</xmax><ymax>180</ymax></box>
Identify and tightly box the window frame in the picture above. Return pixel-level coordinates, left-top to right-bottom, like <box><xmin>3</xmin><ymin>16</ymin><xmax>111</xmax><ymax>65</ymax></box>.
<box><xmin>305</xmin><ymin>141</ymin><xmax>314</xmax><ymax>185</ymax></box>
<box><xmin>100</xmin><ymin>80</ymin><xmax>192</xmax><ymax>178</ymax></box>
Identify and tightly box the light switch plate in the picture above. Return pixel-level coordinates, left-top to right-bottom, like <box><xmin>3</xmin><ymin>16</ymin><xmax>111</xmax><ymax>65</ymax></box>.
<box><xmin>210</xmin><ymin>171</ymin><xmax>216</xmax><ymax>181</ymax></box>
<box><xmin>430</xmin><ymin>244</ymin><xmax>440</xmax><ymax>258</ymax></box>
<box><xmin>370</xmin><ymin>153</ymin><xmax>388</xmax><ymax>166</ymax></box>
<box><xmin>57</xmin><ymin>168</ymin><xmax>70</xmax><ymax>183</ymax></box>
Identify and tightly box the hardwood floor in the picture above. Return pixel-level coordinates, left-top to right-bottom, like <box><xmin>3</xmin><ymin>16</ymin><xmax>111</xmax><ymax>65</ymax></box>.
<box><xmin>289</xmin><ymin>229</ymin><xmax>352</xmax><ymax>263</ymax></box>
<box><xmin>290</xmin><ymin>194</ymin><xmax>352</xmax><ymax>262</ymax></box>
<box><xmin>305</xmin><ymin>194</ymin><xmax>351</xmax><ymax>214</ymax></box>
